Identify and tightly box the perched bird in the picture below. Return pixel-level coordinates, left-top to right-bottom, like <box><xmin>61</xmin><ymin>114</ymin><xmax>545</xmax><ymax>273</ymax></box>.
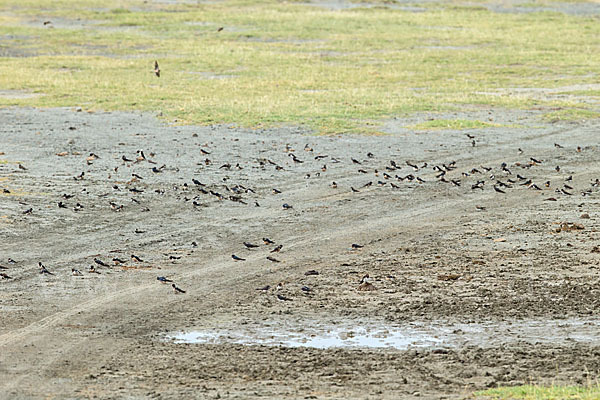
<box><xmin>263</xmin><ymin>238</ymin><xmax>275</xmax><ymax>245</ymax></box>
<box><xmin>157</xmin><ymin>276</ymin><xmax>173</xmax><ymax>283</ymax></box>
<box><xmin>277</xmin><ymin>294</ymin><xmax>292</xmax><ymax>301</ymax></box>
<box><xmin>39</xmin><ymin>262</ymin><xmax>53</xmax><ymax>275</ymax></box>
<box><xmin>304</xmin><ymin>270</ymin><xmax>319</xmax><ymax>276</ymax></box>
<box><xmin>0</xmin><ymin>272</ymin><xmax>11</xmax><ymax>279</ymax></box>
<box><xmin>232</xmin><ymin>254</ymin><xmax>246</xmax><ymax>261</ymax></box>
<box><xmin>270</xmin><ymin>245</ymin><xmax>283</xmax><ymax>253</ymax></box>
<box><xmin>256</xmin><ymin>285</ymin><xmax>270</xmax><ymax>292</ymax></box>
<box><xmin>94</xmin><ymin>258</ymin><xmax>109</xmax><ymax>267</ymax></box>
<box><xmin>71</xmin><ymin>268</ymin><xmax>83</xmax><ymax>276</ymax></box>
<box><xmin>266</xmin><ymin>256</ymin><xmax>280</xmax><ymax>263</ymax></box>
<box><xmin>301</xmin><ymin>286</ymin><xmax>311</xmax><ymax>293</ymax></box>
<box><xmin>122</xmin><ymin>155</ymin><xmax>133</xmax><ymax>162</ymax></box>
<box><xmin>493</xmin><ymin>186</ymin><xmax>505</xmax><ymax>194</ymax></box>
<box><xmin>243</xmin><ymin>242</ymin><xmax>259</xmax><ymax>249</ymax></box>
<box><xmin>88</xmin><ymin>265</ymin><xmax>100</xmax><ymax>274</ymax></box>
<box><xmin>351</xmin><ymin>243</ymin><xmax>364</xmax><ymax>249</ymax></box>
<box><xmin>282</xmin><ymin>203</ymin><xmax>293</xmax><ymax>210</ymax></box>
<box><xmin>172</xmin><ymin>283</ymin><xmax>186</xmax><ymax>294</ymax></box>
<box><xmin>154</xmin><ymin>60</ymin><xmax>160</xmax><ymax>77</ymax></box>
<box><xmin>131</xmin><ymin>254</ymin><xmax>144</xmax><ymax>262</ymax></box>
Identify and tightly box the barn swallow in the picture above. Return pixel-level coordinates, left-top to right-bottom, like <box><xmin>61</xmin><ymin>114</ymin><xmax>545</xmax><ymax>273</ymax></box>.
<box><xmin>361</xmin><ymin>181</ymin><xmax>372</xmax><ymax>188</ymax></box>
<box><xmin>94</xmin><ymin>258</ymin><xmax>109</xmax><ymax>267</ymax></box>
<box><xmin>555</xmin><ymin>166</ymin><xmax>560</xmax><ymax>172</ymax></box>
<box><xmin>304</xmin><ymin>144</ymin><xmax>313</xmax><ymax>152</ymax></box>
<box><xmin>367</xmin><ymin>152</ymin><xmax>374</xmax><ymax>158</ymax></box>
<box><xmin>270</xmin><ymin>245</ymin><xmax>283</xmax><ymax>253</ymax></box>
<box><xmin>217</xmin><ymin>26</ymin><xmax>224</xmax><ymax>32</ymax></box>
<box><xmin>564</xmin><ymin>184</ymin><xmax>573</xmax><ymax>190</ymax></box>
<box><xmin>282</xmin><ymin>203</ymin><xmax>293</xmax><ymax>210</ymax></box>
<box><xmin>272</xmin><ymin>188</ymin><xmax>282</xmax><ymax>194</ymax></box>
<box><xmin>475</xmin><ymin>205</ymin><xmax>486</xmax><ymax>211</ymax></box>
<box><xmin>301</xmin><ymin>286</ymin><xmax>311</xmax><ymax>293</ymax></box>
<box><xmin>39</xmin><ymin>262</ymin><xmax>53</xmax><ymax>275</ymax></box>
<box><xmin>7</xmin><ymin>258</ymin><xmax>16</xmax><ymax>264</ymax></box>
<box><xmin>23</xmin><ymin>207</ymin><xmax>33</xmax><ymax>215</ymax></box>
<box><xmin>232</xmin><ymin>254</ymin><xmax>246</xmax><ymax>261</ymax></box>
<box><xmin>351</xmin><ymin>158</ymin><xmax>362</xmax><ymax>165</ymax></box>
<box><xmin>263</xmin><ymin>238</ymin><xmax>275</xmax><ymax>246</ymax></box>
<box><xmin>200</xmin><ymin>149</ymin><xmax>211</xmax><ymax>155</ymax></box>
<box><xmin>122</xmin><ymin>155</ymin><xmax>133</xmax><ymax>162</ymax></box>
<box><xmin>358</xmin><ymin>169</ymin><xmax>368</xmax><ymax>174</ymax></box>
<box><xmin>244</xmin><ymin>242</ymin><xmax>259</xmax><ymax>249</ymax></box>
<box><xmin>18</xmin><ymin>164</ymin><xmax>27</xmax><ymax>171</ymax></box>
<box><xmin>290</xmin><ymin>154</ymin><xmax>303</xmax><ymax>163</ymax></box>
<box><xmin>266</xmin><ymin>256</ymin><xmax>280</xmax><ymax>263</ymax></box>
<box><xmin>529</xmin><ymin>184</ymin><xmax>542</xmax><ymax>190</ymax></box>
<box><xmin>172</xmin><ymin>284</ymin><xmax>186</xmax><ymax>294</ymax></box>
<box><xmin>406</xmin><ymin>161</ymin><xmax>418</xmax><ymax>170</ymax></box>
<box><xmin>131</xmin><ymin>254</ymin><xmax>144</xmax><ymax>262</ymax></box>
<box><xmin>351</xmin><ymin>187</ymin><xmax>360</xmax><ymax>193</ymax></box>
<box><xmin>277</xmin><ymin>294</ymin><xmax>292</xmax><ymax>301</ymax></box>
<box><xmin>74</xmin><ymin>172</ymin><xmax>84</xmax><ymax>180</ymax></box>
<box><xmin>0</xmin><ymin>273</ymin><xmax>11</xmax><ymax>279</ymax></box>
<box><xmin>494</xmin><ymin>186</ymin><xmax>505</xmax><ymax>194</ymax></box>
<box><xmin>72</xmin><ymin>268</ymin><xmax>83</xmax><ymax>276</ymax></box>
<box><xmin>520</xmin><ymin>179</ymin><xmax>532</xmax><ymax>186</ymax></box>
<box><xmin>132</xmin><ymin>173</ymin><xmax>143</xmax><ymax>180</ymax></box>
<box><xmin>113</xmin><ymin>257</ymin><xmax>125</xmax><ymax>264</ymax></box>
<box><xmin>304</xmin><ymin>270</ymin><xmax>319</xmax><ymax>276</ymax></box>
<box><xmin>157</xmin><ymin>276</ymin><xmax>173</xmax><ymax>283</ymax></box>
<box><xmin>566</xmin><ymin>175</ymin><xmax>573</xmax><ymax>182</ymax></box>
<box><xmin>129</xmin><ymin>188</ymin><xmax>143</xmax><ymax>193</ymax></box>
<box><xmin>315</xmin><ymin>155</ymin><xmax>328</xmax><ymax>160</ymax></box>
<box><xmin>545</xmin><ymin>181</ymin><xmax>551</xmax><ymax>187</ymax></box>
<box><xmin>351</xmin><ymin>243</ymin><xmax>364</xmax><ymax>249</ymax></box>
<box><xmin>331</xmin><ymin>182</ymin><xmax>337</xmax><ymax>189</ymax></box>
<box><xmin>154</xmin><ymin>61</ymin><xmax>160</xmax><ymax>77</ymax></box>
<box><xmin>390</xmin><ymin>183</ymin><xmax>400</xmax><ymax>189</ymax></box>
<box><xmin>561</xmin><ymin>189</ymin><xmax>572</xmax><ymax>195</ymax></box>
<box><xmin>530</xmin><ymin>157</ymin><xmax>542</xmax><ymax>164</ymax></box>
<box><xmin>256</xmin><ymin>285</ymin><xmax>270</xmax><ymax>292</ymax></box>
<box><xmin>554</xmin><ymin>143</ymin><xmax>563</xmax><ymax>148</ymax></box>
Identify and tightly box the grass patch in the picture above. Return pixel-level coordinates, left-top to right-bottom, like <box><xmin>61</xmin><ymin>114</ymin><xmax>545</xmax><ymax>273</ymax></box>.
<box><xmin>0</xmin><ymin>0</ymin><xmax>598</xmax><ymax>133</ymax></box>
<box><xmin>543</xmin><ymin>108</ymin><xmax>600</xmax><ymax>122</ymax></box>
<box><xmin>408</xmin><ymin>119</ymin><xmax>502</xmax><ymax>130</ymax></box>
<box><xmin>476</xmin><ymin>383</ymin><xmax>600</xmax><ymax>399</ymax></box>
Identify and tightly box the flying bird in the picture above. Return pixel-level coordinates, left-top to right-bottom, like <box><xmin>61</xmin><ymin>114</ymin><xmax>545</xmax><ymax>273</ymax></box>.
<box><xmin>154</xmin><ymin>61</ymin><xmax>160</xmax><ymax>77</ymax></box>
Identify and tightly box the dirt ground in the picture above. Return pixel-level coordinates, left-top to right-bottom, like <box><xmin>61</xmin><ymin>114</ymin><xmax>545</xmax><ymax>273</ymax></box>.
<box><xmin>1</xmin><ymin>106</ymin><xmax>600</xmax><ymax>399</ymax></box>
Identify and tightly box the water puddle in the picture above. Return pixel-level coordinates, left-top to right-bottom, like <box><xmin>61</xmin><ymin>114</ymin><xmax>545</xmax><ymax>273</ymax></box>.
<box><xmin>166</xmin><ymin>318</ymin><xmax>600</xmax><ymax>350</ymax></box>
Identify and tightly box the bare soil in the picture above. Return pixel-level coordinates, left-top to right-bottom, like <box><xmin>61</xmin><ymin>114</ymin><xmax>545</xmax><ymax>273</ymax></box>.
<box><xmin>1</xmin><ymin>106</ymin><xmax>600</xmax><ymax>399</ymax></box>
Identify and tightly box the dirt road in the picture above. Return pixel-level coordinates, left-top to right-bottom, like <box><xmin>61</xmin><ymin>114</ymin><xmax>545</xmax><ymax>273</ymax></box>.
<box><xmin>1</xmin><ymin>107</ymin><xmax>599</xmax><ymax>399</ymax></box>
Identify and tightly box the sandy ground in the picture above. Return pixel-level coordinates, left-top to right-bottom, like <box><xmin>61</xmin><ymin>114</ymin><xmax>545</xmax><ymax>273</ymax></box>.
<box><xmin>1</xmin><ymin>106</ymin><xmax>600</xmax><ymax>399</ymax></box>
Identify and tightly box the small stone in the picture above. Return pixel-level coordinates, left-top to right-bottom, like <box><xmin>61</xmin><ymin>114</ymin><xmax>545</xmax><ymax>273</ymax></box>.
<box><xmin>581</xmin><ymin>213</ymin><xmax>590</xmax><ymax>219</ymax></box>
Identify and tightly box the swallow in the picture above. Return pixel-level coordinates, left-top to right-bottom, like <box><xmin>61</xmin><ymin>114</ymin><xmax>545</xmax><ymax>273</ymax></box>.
<box><xmin>561</xmin><ymin>189</ymin><xmax>572</xmax><ymax>195</ymax></box>
<box><xmin>270</xmin><ymin>244</ymin><xmax>283</xmax><ymax>253</ymax></box>
<box><xmin>23</xmin><ymin>207</ymin><xmax>33</xmax><ymax>215</ymax></box>
<box><xmin>243</xmin><ymin>242</ymin><xmax>259</xmax><ymax>249</ymax></box>
<box><xmin>315</xmin><ymin>155</ymin><xmax>328</xmax><ymax>160</ymax></box>
<box><xmin>72</xmin><ymin>268</ymin><xmax>83</xmax><ymax>276</ymax></box>
<box><xmin>129</xmin><ymin>188</ymin><xmax>143</xmax><ymax>193</ymax></box>
<box><xmin>362</xmin><ymin>181</ymin><xmax>372</xmax><ymax>188</ymax></box>
<box><xmin>301</xmin><ymin>286</ymin><xmax>311</xmax><ymax>293</ymax></box>
<box><xmin>266</xmin><ymin>256</ymin><xmax>280</xmax><ymax>263</ymax></box>
<box><xmin>122</xmin><ymin>155</ymin><xmax>133</xmax><ymax>162</ymax></box>
<box><xmin>172</xmin><ymin>283</ymin><xmax>186</xmax><ymax>294</ymax></box>
<box><xmin>132</xmin><ymin>173</ymin><xmax>143</xmax><ymax>180</ymax></box>
<box><xmin>131</xmin><ymin>254</ymin><xmax>144</xmax><ymax>262</ymax></box>
<box><xmin>520</xmin><ymin>179</ymin><xmax>532</xmax><ymax>186</ymax></box>
<box><xmin>351</xmin><ymin>243</ymin><xmax>364</xmax><ymax>249</ymax></box>
<box><xmin>290</xmin><ymin>154</ymin><xmax>303</xmax><ymax>163</ymax></box>
<box><xmin>7</xmin><ymin>258</ymin><xmax>16</xmax><ymax>264</ymax></box>
<box><xmin>0</xmin><ymin>272</ymin><xmax>11</xmax><ymax>279</ymax></box>
<box><xmin>465</xmin><ymin>133</ymin><xmax>475</xmax><ymax>139</ymax></box>
<box><xmin>358</xmin><ymin>169</ymin><xmax>368</xmax><ymax>174</ymax></box>
<box><xmin>351</xmin><ymin>187</ymin><xmax>360</xmax><ymax>193</ymax></box>
<box><xmin>304</xmin><ymin>270</ymin><xmax>319</xmax><ymax>276</ymax></box>
<box><xmin>277</xmin><ymin>294</ymin><xmax>292</xmax><ymax>301</ymax></box>
<box><xmin>263</xmin><ymin>237</ymin><xmax>275</xmax><ymax>245</ymax></box>
<box><xmin>216</xmin><ymin>26</ymin><xmax>224</xmax><ymax>32</ymax></box>
<box><xmin>554</xmin><ymin>143</ymin><xmax>563</xmax><ymax>148</ymax></box>
<box><xmin>113</xmin><ymin>257</ymin><xmax>125</xmax><ymax>264</ymax></box>
<box><xmin>74</xmin><ymin>171</ymin><xmax>84</xmax><ymax>180</ymax></box>
<box><xmin>282</xmin><ymin>203</ymin><xmax>293</xmax><ymax>210</ymax></box>
<box><xmin>545</xmin><ymin>181</ymin><xmax>551</xmax><ymax>188</ymax></box>
<box><xmin>154</xmin><ymin>60</ymin><xmax>160</xmax><ymax>77</ymax></box>
<box><xmin>256</xmin><ymin>285</ymin><xmax>270</xmax><ymax>292</ymax></box>
<box><xmin>157</xmin><ymin>276</ymin><xmax>173</xmax><ymax>283</ymax></box>
<box><xmin>168</xmin><ymin>255</ymin><xmax>181</xmax><ymax>260</ymax></box>
<box><xmin>475</xmin><ymin>205</ymin><xmax>486</xmax><ymax>210</ymax></box>
<box><xmin>555</xmin><ymin>166</ymin><xmax>560</xmax><ymax>172</ymax></box>
<box><xmin>494</xmin><ymin>186</ymin><xmax>505</xmax><ymax>194</ymax></box>
<box><xmin>232</xmin><ymin>254</ymin><xmax>246</xmax><ymax>261</ymax></box>
<box><xmin>406</xmin><ymin>161</ymin><xmax>418</xmax><ymax>170</ymax></box>
<box><xmin>351</xmin><ymin>158</ymin><xmax>362</xmax><ymax>165</ymax></box>
<box><xmin>529</xmin><ymin>184</ymin><xmax>542</xmax><ymax>190</ymax></box>
<box><xmin>0</xmin><ymin>265</ymin><xmax>7</xmax><ymax>270</ymax></box>
<box><xmin>331</xmin><ymin>182</ymin><xmax>337</xmax><ymax>189</ymax></box>
<box><xmin>564</xmin><ymin>184</ymin><xmax>573</xmax><ymax>190</ymax></box>
<box><xmin>566</xmin><ymin>175</ymin><xmax>573</xmax><ymax>182</ymax></box>
<box><xmin>545</xmin><ymin>197</ymin><xmax>557</xmax><ymax>201</ymax></box>
<box><xmin>18</xmin><ymin>164</ymin><xmax>27</xmax><ymax>171</ymax></box>
<box><xmin>200</xmin><ymin>148</ymin><xmax>211</xmax><ymax>155</ymax></box>
<box><xmin>530</xmin><ymin>157</ymin><xmax>542</xmax><ymax>164</ymax></box>
<box><xmin>94</xmin><ymin>258</ymin><xmax>109</xmax><ymax>267</ymax></box>
<box><xmin>39</xmin><ymin>262</ymin><xmax>53</xmax><ymax>275</ymax></box>
<box><xmin>272</xmin><ymin>188</ymin><xmax>282</xmax><ymax>194</ymax></box>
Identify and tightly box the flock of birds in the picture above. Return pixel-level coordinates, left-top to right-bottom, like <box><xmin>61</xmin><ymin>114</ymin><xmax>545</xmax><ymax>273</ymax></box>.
<box><xmin>1</xmin><ymin>66</ymin><xmax>597</xmax><ymax>302</ymax></box>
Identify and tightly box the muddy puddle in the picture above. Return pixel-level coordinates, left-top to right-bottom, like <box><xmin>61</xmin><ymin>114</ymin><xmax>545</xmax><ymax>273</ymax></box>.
<box><xmin>166</xmin><ymin>318</ymin><xmax>600</xmax><ymax>349</ymax></box>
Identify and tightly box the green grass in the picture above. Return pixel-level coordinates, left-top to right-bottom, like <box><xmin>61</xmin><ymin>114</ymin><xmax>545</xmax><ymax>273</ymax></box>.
<box><xmin>476</xmin><ymin>384</ymin><xmax>600</xmax><ymax>400</ymax></box>
<box><xmin>408</xmin><ymin>118</ymin><xmax>502</xmax><ymax>130</ymax></box>
<box><xmin>0</xmin><ymin>0</ymin><xmax>598</xmax><ymax>133</ymax></box>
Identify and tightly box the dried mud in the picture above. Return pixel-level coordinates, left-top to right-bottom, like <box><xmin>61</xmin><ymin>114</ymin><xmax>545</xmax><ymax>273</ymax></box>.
<box><xmin>0</xmin><ymin>107</ymin><xmax>599</xmax><ymax>399</ymax></box>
